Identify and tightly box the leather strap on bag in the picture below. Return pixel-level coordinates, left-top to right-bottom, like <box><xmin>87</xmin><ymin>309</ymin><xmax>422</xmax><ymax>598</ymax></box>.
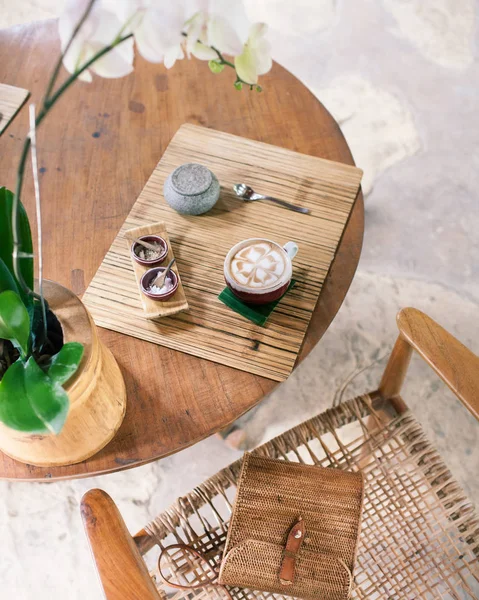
<box><xmin>279</xmin><ymin>517</ymin><xmax>305</xmax><ymax>586</ymax></box>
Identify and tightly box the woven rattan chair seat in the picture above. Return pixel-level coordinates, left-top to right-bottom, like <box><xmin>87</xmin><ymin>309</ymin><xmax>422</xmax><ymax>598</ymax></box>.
<box><xmin>141</xmin><ymin>394</ymin><xmax>479</xmax><ymax>599</ymax></box>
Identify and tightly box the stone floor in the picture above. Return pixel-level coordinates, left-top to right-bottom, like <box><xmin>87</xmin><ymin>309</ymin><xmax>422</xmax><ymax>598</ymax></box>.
<box><xmin>1</xmin><ymin>1</ymin><xmax>478</xmax><ymax>599</ymax></box>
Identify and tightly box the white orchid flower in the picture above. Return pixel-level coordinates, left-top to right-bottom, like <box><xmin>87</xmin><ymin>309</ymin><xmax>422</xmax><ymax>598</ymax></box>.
<box><xmin>206</xmin><ymin>15</ymin><xmax>244</xmax><ymax>56</ymax></box>
<box><xmin>59</xmin><ymin>0</ymin><xmax>134</xmax><ymax>82</ymax></box>
<box><xmin>185</xmin><ymin>12</ymin><xmax>243</xmax><ymax>61</ymax></box>
<box><xmin>59</xmin><ymin>0</ymin><xmax>270</xmax><ymax>87</ymax></box>
<box><xmin>234</xmin><ymin>23</ymin><xmax>272</xmax><ymax>85</ymax></box>
<box><xmin>133</xmin><ymin>3</ymin><xmax>186</xmax><ymax>68</ymax></box>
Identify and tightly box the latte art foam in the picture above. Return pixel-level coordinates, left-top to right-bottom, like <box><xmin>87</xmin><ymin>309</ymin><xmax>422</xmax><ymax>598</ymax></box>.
<box><xmin>230</xmin><ymin>242</ymin><xmax>287</xmax><ymax>289</ymax></box>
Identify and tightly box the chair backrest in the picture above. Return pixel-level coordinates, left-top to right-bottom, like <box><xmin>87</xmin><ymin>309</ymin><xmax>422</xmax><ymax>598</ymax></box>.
<box><xmin>378</xmin><ymin>308</ymin><xmax>479</xmax><ymax>421</ymax></box>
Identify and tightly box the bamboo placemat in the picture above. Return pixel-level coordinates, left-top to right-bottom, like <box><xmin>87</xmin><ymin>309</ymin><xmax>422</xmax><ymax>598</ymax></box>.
<box><xmin>83</xmin><ymin>124</ymin><xmax>362</xmax><ymax>381</ymax></box>
<box><xmin>124</xmin><ymin>222</ymin><xmax>188</xmax><ymax>319</ymax></box>
<box><xmin>0</xmin><ymin>83</ymin><xmax>29</xmax><ymax>135</ymax></box>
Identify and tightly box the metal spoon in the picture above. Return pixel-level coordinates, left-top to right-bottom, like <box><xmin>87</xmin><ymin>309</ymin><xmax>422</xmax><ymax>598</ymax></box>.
<box><xmin>151</xmin><ymin>258</ymin><xmax>176</xmax><ymax>290</ymax></box>
<box><xmin>233</xmin><ymin>183</ymin><xmax>310</xmax><ymax>214</ymax></box>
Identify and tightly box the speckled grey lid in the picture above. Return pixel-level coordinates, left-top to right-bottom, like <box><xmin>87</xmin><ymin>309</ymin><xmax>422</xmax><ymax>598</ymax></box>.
<box><xmin>171</xmin><ymin>163</ymin><xmax>212</xmax><ymax>196</ymax></box>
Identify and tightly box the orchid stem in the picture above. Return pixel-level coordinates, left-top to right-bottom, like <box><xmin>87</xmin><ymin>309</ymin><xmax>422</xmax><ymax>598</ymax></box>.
<box><xmin>211</xmin><ymin>46</ymin><xmax>235</xmax><ymax>69</ymax></box>
<box><xmin>43</xmin><ymin>0</ymin><xmax>96</xmax><ymax>106</ymax></box>
<box><xmin>180</xmin><ymin>31</ymin><xmax>251</xmax><ymax>87</ymax></box>
<box><xmin>210</xmin><ymin>46</ymin><xmax>251</xmax><ymax>87</ymax></box>
<box><xmin>11</xmin><ymin>32</ymin><xmax>133</xmax><ymax>299</ymax></box>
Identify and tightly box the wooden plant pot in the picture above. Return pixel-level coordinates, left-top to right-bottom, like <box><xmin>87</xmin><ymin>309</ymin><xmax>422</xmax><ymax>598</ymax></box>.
<box><xmin>0</xmin><ymin>280</ymin><xmax>127</xmax><ymax>467</ymax></box>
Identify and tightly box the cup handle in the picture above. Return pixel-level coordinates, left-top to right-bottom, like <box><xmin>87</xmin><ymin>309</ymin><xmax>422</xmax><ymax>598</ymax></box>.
<box><xmin>283</xmin><ymin>242</ymin><xmax>298</xmax><ymax>260</ymax></box>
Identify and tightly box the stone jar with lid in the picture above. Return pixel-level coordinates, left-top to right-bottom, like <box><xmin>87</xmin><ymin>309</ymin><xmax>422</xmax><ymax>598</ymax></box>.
<box><xmin>164</xmin><ymin>163</ymin><xmax>220</xmax><ymax>215</ymax></box>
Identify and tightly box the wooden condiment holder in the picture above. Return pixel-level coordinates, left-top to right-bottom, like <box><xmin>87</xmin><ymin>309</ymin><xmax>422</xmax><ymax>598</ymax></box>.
<box><xmin>124</xmin><ymin>222</ymin><xmax>188</xmax><ymax>319</ymax></box>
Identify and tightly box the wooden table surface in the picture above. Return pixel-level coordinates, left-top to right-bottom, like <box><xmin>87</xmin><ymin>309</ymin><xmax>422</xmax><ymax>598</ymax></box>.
<box><xmin>0</xmin><ymin>20</ymin><xmax>364</xmax><ymax>481</ymax></box>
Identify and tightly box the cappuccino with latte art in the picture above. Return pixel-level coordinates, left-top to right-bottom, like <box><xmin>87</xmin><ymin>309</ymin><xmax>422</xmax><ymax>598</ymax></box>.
<box><xmin>230</xmin><ymin>241</ymin><xmax>287</xmax><ymax>289</ymax></box>
<box><xmin>224</xmin><ymin>238</ymin><xmax>299</xmax><ymax>305</ymax></box>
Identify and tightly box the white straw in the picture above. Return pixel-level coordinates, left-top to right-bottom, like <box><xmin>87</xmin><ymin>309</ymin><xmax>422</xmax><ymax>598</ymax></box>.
<box><xmin>28</xmin><ymin>103</ymin><xmax>47</xmax><ymax>344</ymax></box>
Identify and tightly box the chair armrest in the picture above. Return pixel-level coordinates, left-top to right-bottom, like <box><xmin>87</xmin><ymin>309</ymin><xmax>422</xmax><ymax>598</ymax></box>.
<box><xmin>81</xmin><ymin>489</ymin><xmax>161</xmax><ymax>600</ymax></box>
<box><xmin>380</xmin><ymin>307</ymin><xmax>479</xmax><ymax>421</ymax></box>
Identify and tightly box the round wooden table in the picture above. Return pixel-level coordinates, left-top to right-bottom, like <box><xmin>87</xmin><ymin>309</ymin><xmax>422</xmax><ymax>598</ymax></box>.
<box><xmin>0</xmin><ymin>20</ymin><xmax>363</xmax><ymax>481</ymax></box>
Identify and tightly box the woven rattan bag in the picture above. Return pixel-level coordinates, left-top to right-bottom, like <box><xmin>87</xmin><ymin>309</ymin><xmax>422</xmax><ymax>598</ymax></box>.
<box><xmin>217</xmin><ymin>453</ymin><xmax>364</xmax><ymax>600</ymax></box>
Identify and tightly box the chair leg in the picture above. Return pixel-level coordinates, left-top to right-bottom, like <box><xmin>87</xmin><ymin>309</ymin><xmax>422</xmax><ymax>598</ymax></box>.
<box><xmin>81</xmin><ymin>489</ymin><xmax>161</xmax><ymax>600</ymax></box>
<box><xmin>378</xmin><ymin>335</ymin><xmax>412</xmax><ymax>413</ymax></box>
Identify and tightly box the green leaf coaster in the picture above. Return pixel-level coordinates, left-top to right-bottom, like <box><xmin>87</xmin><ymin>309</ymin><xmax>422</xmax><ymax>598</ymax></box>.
<box><xmin>218</xmin><ymin>280</ymin><xmax>296</xmax><ymax>327</ymax></box>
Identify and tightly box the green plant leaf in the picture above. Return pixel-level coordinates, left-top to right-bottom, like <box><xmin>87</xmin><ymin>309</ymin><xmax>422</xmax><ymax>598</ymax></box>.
<box><xmin>0</xmin><ymin>290</ymin><xmax>30</xmax><ymax>357</ymax></box>
<box><xmin>0</xmin><ymin>258</ymin><xmax>20</xmax><ymax>295</ymax></box>
<box><xmin>208</xmin><ymin>60</ymin><xmax>225</xmax><ymax>74</ymax></box>
<box><xmin>0</xmin><ymin>358</ymin><xmax>70</xmax><ymax>434</ymax></box>
<box><xmin>234</xmin><ymin>81</ymin><xmax>243</xmax><ymax>90</ymax></box>
<box><xmin>48</xmin><ymin>342</ymin><xmax>84</xmax><ymax>386</ymax></box>
<box><xmin>0</xmin><ymin>186</ymin><xmax>34</xmax><ymax>302</ymax></box>
<box><xmin>24</xmin><ymin>357</ymin><xmax>69</xmax><ymax>434</ymax></box>
<box><xmin>0</xmin><ymin>360</ymin><xmax>47</xmax><ymax>433</ymax></box>
<box><xmin>29</xmin><ymin>299</ymin><xmax>50</xmax><ymax>355</ymax></box>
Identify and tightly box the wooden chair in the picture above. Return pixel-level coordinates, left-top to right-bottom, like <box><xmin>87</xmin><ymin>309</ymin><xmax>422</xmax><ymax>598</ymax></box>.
<box><xmin>81</xmin><ymin>308</ymin><xmax>479</xmax><ymax>599</ymax></box>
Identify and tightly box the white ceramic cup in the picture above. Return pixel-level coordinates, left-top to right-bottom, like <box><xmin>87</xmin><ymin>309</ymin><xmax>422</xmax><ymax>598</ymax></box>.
<box><xmin>224</xmin><ymin>238</ymin><xmax>299</xmax><ymax>305</ymax></box>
